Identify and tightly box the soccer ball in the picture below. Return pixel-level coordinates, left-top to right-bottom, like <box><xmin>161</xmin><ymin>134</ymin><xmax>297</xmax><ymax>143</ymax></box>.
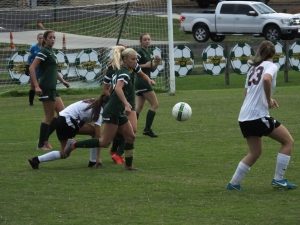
<box><xmin>174</xmin><ymin>45</ymin><xmax>194</xmax><ymax>77</ymax></box>
<box><xmin>230</xmin><ymin>42</ymin><xmax>254</xmax><ymax>74</ymax></box>
<box><xmin>273</xmin><ymin>41</ymin><xmax>285</xmax><ymax>70</ymax></box>
<box><xmin>172</xmin><ymin>102</ymin><xmax>192</xmax><ymax>121</ymax></box>
<box><xmin>202</xmin><ymin>43</ymin><xmax>226</xmax><ymax>76</ymax></box>
<box><xmin>54</xmin><ymin>49</ymin><xmax>69</xmax><ymax>78</ymax></box>
<box><xmin>288</xmin><ymin>41</ymin><xmax>300</xmax><ymax>72</ymax></box>
<box><xmin>7</xmin><ymin>50</ymin><xmax>30</xmax><ymax>84</ymax></box>
<box><xmin>75</xmin><ymin>49</ymin><xmax>102</xmax><ymax>81</ymax></box>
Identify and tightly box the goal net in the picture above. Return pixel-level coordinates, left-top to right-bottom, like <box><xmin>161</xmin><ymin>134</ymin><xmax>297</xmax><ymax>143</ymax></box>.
<box><xmin>0</xmin><ymin>0</ymin><xmax>170</xmax><ymax>94</ymax></box>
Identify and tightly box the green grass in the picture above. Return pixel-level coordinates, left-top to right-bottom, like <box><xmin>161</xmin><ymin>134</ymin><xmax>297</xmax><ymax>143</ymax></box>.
<box><xmin>0</xmin><ymin>75</ymin><xmax>299</xmax><ymax>225</ymax></box>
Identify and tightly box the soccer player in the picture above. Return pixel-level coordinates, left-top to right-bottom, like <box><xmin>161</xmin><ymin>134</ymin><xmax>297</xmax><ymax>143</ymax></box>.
<box><xmin>135</xmin><ymin>33</ymin><xmax>161</xmax><ymax>137</ymax></box>
<box><xmin>227</xmin><ymin>40</ymin><xmax>297</xmax><ymax>191</ymax></box>
<box><xmin>29</xmin><ymin>30</ymin><xmax>69</xmax><ymax>151</ymax></box>
<box><xmin>102</xmin><ymin>45</ymin><xmax>155</xmax><ymax>164</ymax></box>
<box><xmin>62</xmin><ymin>47</ymin><xmax>139</xmax><ymax>170</ymax></box>
<box><xmin>27</xmin><ymin>33</ymin><xmax>43</xmax><ymax>106</ymax></box>
<box><xmin>28</xmin><ymin>94</ymin><xmax>107</xmax><ymax>169</ymax></box>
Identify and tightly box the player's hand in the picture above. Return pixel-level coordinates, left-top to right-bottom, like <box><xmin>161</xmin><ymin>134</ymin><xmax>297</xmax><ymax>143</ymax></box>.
<box><xmin>149</xmin><ymin>79</ymin><xmax>156</xmax><ymax>86</ymax></box>
<box><xmin>268</xmin><ymin>98</ymin><xmax>279</xmax><ymax>109</ymax></box>
<box><xmin>124</xmin><ymin>102</ymin><xmax>132</xmax><ymax>112</ymax></box>
<box><xmin>35</xmin><ymin>86</ymin><xmax>42</xmax><ymax>95</ymax></box>
<box><xmin>63</xmin><ymin>81</ymin><xmax>70</xmax><ymax>88</ymax></box>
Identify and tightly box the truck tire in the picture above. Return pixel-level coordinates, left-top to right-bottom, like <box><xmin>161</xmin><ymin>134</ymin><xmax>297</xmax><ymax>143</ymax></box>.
<box><xmin>263</xmin><ymin>25</ymin><xmax>281</xmax><ymax>42</ymax></box>
<box><xmin>193</xmin><ymin>24</ymin><xmax>210</xmax><ymax>42</ymax></box>
<box><xmin>210</xmin><ymin>34</ymin><xmax>225</xmax><ymax>42</ymax></box>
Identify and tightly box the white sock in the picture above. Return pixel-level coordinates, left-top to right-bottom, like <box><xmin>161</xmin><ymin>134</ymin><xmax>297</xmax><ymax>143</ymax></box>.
<box><xmin>89</xmin><ymin>148</ymin><xmax>97</xmax><ymax>162</ymax></box>
<box><xmin>274</xmin><ymin>153</ymin><xmax>290</xmax><ymax>180</ymax></box>
<box><xmin>230</xmin><ymin>161</ymin><xmax>250</xmax><ymax>185</ymax></box>
<box><xmin>38</xmin><ymin>151</ymin><xmax>61</xmax><ymax>163</ymax></box>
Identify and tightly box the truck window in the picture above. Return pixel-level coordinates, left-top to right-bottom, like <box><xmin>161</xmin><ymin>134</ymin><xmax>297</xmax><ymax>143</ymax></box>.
<box><xmin>235</xmin><ymin>5</ymin><xmax>253</xmax><ymax>15</ymax></box>
<box><xmin>220</xmin><ymin>4</ymin><xmax>235</xmax><ymax>14</ymax></box>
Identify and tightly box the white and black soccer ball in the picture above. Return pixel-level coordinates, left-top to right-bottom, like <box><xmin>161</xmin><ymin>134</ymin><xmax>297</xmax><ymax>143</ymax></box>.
<box><xmin>172</xmin><ymin>102</ymin><xmax>192</xmax><ymax>121</ymax></box>
<box><xmin>150</xmin><ymin>47</ymin><xmax>165</xmax><ymax>79</ymax></box>
<box><xmin>288</xmin><ymin>41</ymin><xmax>300</xmax><ymax>72</ymax></box>
<box><xmin>7</xmin><ymin>50</ymin><xmax>30</xmax><ymax>84</ymax></box>
<box><xmin>202</xmin><ymin>43</ymin><xmax>226</xmax><ymax>76</ymax></box>
<box><xmin>230</xmin><ymin>43</ymin><xmax>254</xmax><ymax>74</ymax></box>
<box><xmin>273</xmin><ymin>41</ymin><xmax>285</xmax><ymax>70</ymax></box>
<box><xmin>174</xmin><ymin>45</ymin><xmax>194</xmax><ymax>77</ymax></box>
<box><xmin>54</xmin><ymin>49</ymin><xmax>69</xmax><ymax>78</ymax></box>
<box><xmin>75</xmin><ymin>49</ymin><xmax>102</xmax><ymax>81</ymax></box>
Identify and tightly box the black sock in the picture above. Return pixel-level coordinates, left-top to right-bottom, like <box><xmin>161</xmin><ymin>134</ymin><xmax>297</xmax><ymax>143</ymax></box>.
<box><xmin>29</xmin><ymin>89</ymin><xmax>35</xmax><ymax>105</ymax></box>
<box><xmin>48</xmin><ymin>118</ymin><xmax>57</xmax><ymax>139</ymax></box>
<box><xmin>111</xmin><ymin>134</ymin><xmax>122</xmax><ymax>153</ymax></box>
<box><xmin>38</xmin><ymin>122</ymin><xmax>50</xmax><ymax>147</ymax></box>
<box><xmin>116</xmin><ymin>136</ymin><xmax>125</xmax><ymax>156</ymax></box>
<box><xmin>75</xmin><ymin>138</ymin><xmax>100</xmax><ymax>148</ymax></box>
<box><xmin>145</xmin><ymin>110</ymin><xmax>156</xmax><ymax>131</ymax></box>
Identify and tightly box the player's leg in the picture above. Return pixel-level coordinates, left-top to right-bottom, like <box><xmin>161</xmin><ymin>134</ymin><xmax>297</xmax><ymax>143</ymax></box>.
<box><xmin>142</xmin><ymin>91</ymin><xmax>159</xmax><ymax>137</ymax></box>
<box><xmin>227</xmin><ymin>136</ymin><xmax>261</xmax><ymax>190</ymax></box>
<box><xmin>269</xmin><ymin>124</ymin><xmax>297</xmax><ymax>189</ymax></box>
<box><xmin>118</xmin><ymin>119</ymin><xmax>136</xmax><ymax>170</ymax></box>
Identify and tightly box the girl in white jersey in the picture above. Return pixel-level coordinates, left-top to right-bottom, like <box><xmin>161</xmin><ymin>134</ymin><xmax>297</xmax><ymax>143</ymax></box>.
<box><xmin>227</xmin><ymin>40</ymin><xmax>297</xmax><ymax>191</ymax></box>
<box><xmin>28</xmin><ymin>94</ymin><xmax>107</xmax><ymax>169</ymax></box>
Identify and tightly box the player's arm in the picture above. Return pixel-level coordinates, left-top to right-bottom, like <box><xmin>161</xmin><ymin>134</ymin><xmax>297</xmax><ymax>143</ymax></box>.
<box><xmin>57</xmin><ymin>72</ymin><xmax>70</xmax><ymax>88</ymax></box>
<box><xmin>138</xmin><ymin>70</ymin><xmax>155</xmax><ymax>85</ymax></box>
<box><xmin>114</xmin><ymin>80</ymin><xmax>131</xmax><ymax>112</ymax></box>
<box><xmin>263</xmin><ymin>73</ymin><xmax>278</xmax><ymax>108</ymax></box>
<box><xmin>29</xmin><ymin>58</ymin><xmax>42</xmax><ymax>94</ymax></box>
<box><xmin>102</xmin><ymin>83</ymin><xmax>112</xmax><ymax>96</ymax></box>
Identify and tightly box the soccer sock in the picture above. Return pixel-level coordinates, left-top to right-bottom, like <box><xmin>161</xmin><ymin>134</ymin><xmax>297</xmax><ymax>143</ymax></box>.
<box><xmin>48</xmin><ymin>117</ymin><xmax>57</xmax><ymax>139</ymax></box>
<box><xmin>230</xmin><ymin>161</ymin><xmax>250</xmax><ymax>185</ymax></box>
<box><xmin>38</xmin><ymin>122</ymin><xmax>50</xmax><ymax>148</ymax></box>
<box><xmin>117</xmin><ymin>136</ymin><xmax>125</xmax><ymax>156</ymax></box>
<box><xmin>124</xmin><ymin>143</ymin><xmax>134</xmax><ymax>167</ymax></box>
<box><xmin>29</xmin><ymin>89</ymin><xmax>35</xmax><ymax>105</ymax></box>
<box><xmin>111</xmin><ymin>134</ymin><xmax>122</xmax><ymax>154</ymax></box>
<box><xmin>38</xmin><ymin>151</ymin><xmax>61</xmax><ymax>162</ymax></box>
<box><xmin>274</xmin><ymin>153</ymin><xmax>290</xmax><ymax>180</ymax></box>
<box><xmin>75</xmin><ymin>138</ymin><xmax>100</xmax><ymax>148</ymax></box>
<box><xmin>89</xmin><ymin>148</ymin><xmax>98</xmax><ymax>162</ymax></box>
<box><xmin>144</xmin><ymin>109</ymin><xmax>156</xmax><ymax>131</ymax></box>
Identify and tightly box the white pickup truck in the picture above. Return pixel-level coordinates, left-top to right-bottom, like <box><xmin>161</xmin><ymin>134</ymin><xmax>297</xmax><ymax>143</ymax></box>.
<box><xmin>180</xmin><ymin>1</ymin><xmax>300</xmax><ymax>42</ymax></box>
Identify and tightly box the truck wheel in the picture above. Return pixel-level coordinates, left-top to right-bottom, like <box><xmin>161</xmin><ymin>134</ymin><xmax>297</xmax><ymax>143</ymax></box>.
<box><xmin>193</xmin><ymin>24</ymin><xmax>210</xmax><ymax>42</ymax></box>
<box><xmin>210</xmin><ymin>34</ymin><xmax>225</xmax><ymax>42</ymax></box>
<box><xmin>264</xmin><ymin>25</ymin><xmax>280</xmax><ymax>42</ymax></box>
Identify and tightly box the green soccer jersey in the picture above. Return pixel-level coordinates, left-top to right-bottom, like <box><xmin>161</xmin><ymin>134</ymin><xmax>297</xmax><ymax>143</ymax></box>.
<box><xmin>137</xmin><ymin>47</ymin><xmax>152</xmax><ymax>76</ymax></box>
<box><xmin>36</xmin><ymin>47</ymin><xmax>58</xmax><ymax>90</ymax></box>
<box><xmin>103</xmin><ymin>67</ymin><xmax>135</xmax><ymax>116</ymax></box>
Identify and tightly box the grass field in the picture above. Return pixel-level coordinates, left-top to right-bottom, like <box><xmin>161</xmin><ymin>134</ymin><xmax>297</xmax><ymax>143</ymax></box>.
<box><xmin>0</xmin><ymin>75</ymin><xmax>299</xmax><ymax>225</ymax></box>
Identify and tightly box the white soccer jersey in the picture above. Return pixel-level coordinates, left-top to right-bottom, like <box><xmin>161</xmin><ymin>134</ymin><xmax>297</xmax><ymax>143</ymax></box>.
<box><xmin>59</xmin><ymin>100</ymin><xmax>103</xmax><ymax>128</ymax></box>
<box><xmin>238</xmin><ymin>61</ymin><xmax>278</xmax><ymax>122</ymax></box>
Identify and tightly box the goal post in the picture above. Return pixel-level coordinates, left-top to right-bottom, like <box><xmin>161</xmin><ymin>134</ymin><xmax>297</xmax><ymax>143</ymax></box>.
<box><xmin>0</xmin><ymin>0</ymin><xmax>175</xmax><ymax>95</ymax></box>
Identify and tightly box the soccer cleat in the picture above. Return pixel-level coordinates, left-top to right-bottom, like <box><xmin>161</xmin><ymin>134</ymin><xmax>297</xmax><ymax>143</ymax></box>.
<box><xmin>88</xmin><ymin>161</ymin><xmax>96</xmax><ymax>168</ymax></box>
<box><xmin>271</xmin><ymin>179</ymin><xmax>297</xmax><ymax>190</ymax></box>
<box><xmin>36</xmin><ymin>142</ymin><xmax>53</xmax><ymax>151</ymax></box>
<box><xmin>124</xmin><ymin>165</ymin><xmax>138</xmax><ymax>171</ymax></box>
<box><xmin>111</xmin><ymin>153</ymin><xmax>124</xmax><ymax>165</ymax></box>
<box><xmin>88</xmin><ymin>161</ymin><xmax>103</xmax><ymax>168</ymax></box>
<box><xmin>63</xmin><ymin>139</ymin><xmax>76</xmax><ymax>158</ymax></box>
<box><xmin>36</xmin><ymin>145</ymin><xmax>52</xmax><ymax>151</ymax></box>
<box><xmin>226</xmin><ymin>183</ymin><xmax>241</xmax><ymax>191</ymax></box>
<box><xmin>143</xmin><ymin>129</ymin><xmax>158</xmax><ymax>138</ymax></box>
<box><xmin>28</xmin><ymin>157</ymin><xmax>40</xmax><ymax>169</ymax></box>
